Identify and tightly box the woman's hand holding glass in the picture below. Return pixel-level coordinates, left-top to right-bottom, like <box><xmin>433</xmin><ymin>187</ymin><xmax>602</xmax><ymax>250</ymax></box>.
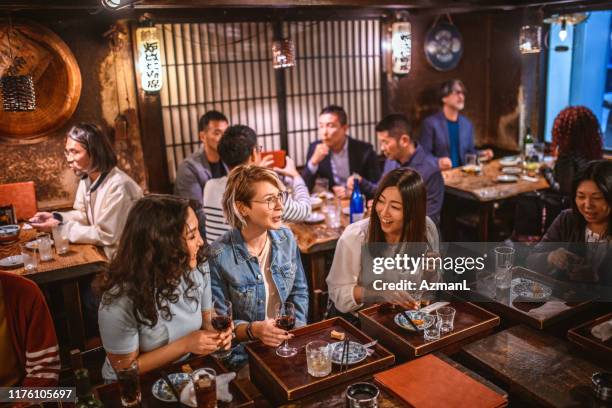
<box><xmin>252</xmin><ymin>318</ymin><xmax>293</xmax><ymax>347</ymax></box>
<box><xmin>183</xmin><ymin>328</ymin><xmax>232</xmax><ymax>356</ymax></box>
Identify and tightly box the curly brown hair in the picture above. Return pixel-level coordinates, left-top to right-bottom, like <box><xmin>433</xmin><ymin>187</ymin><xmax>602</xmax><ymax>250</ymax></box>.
<box><xmin>97</xmin><ymin>194</ymin><xmax>206</xmax><ymax>328</ymax></box>
<box><xmin>551</xmin><ymin>106</ymin><xmax>603</xmax><ymax>160</ymax></box>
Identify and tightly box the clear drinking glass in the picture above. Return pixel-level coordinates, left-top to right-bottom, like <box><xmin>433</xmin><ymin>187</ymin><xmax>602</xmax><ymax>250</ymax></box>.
<box><xmin>494</xmin><ymin>246</ymin><xmax>515</xmax><ymax>289</ymax></box>
<box><xmin>314</xmin><ymin>178</ymin><xmax>329</xmax><ymax>194</ymax></box>
<box><xmin>37</xmin><ymin>234</ymin><xmax>53</xmax><ymax>262</ymax></box>
<box><xmin>52</xmin><ymin>223</ymin><xmax>69</xmax><ymax>255</ymax></box>
<box><xmin>114</xmin><ymin>359</ymin><xmax>141</xmax><ymax>407</ymax></box>
<box><xmin>534</xmin><ymin>142</ymin><xmax>545</xmax><ymax>162</ymax></box>
<box><xmin>191</xmin><ymin>368</ymin><xmax>217</xmax><ymax>408</ymax></box>
<box><xmin>465</xmin><ymin>153</ymin><xmax>478</xmax><ymax>166</ymax></box>
<box><xmin>306</xmin><ymin>340</ymin><xmax>332</xmax><ymax>377</ymax></box>
<box><xmin>21</xmin><ymin>243</ymin><xmax>38</xmax><ymax>271</ymax></box>
<box><xmin>325</xmin><ymin>202</ymin><xmax>342</xmax><ymax>229</ymax></box>
<box><xmin>211</xmin><ymin>299</ymin><xmax>232</xmax><ymax>359</ymax></box>
<box><xmin>424</xmin><ymin>319</ymin><xmax>441</xmax><ymax>341</ymax></box>
<box><xmin>436</xmin><ymin>306</ymin><xmax>456</xmax><ymax>334</ymax></box>
<box><xmin>275</xmin><ymin>302</ymin><xmax>297</xmax><ymax>358</ymax></box>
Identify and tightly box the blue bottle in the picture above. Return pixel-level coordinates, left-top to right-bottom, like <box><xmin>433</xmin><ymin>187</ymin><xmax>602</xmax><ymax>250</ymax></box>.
<box><xmin>349</xmin><ymin>178</ymin><xmax>364</xmax><ymax>223</ymax></box>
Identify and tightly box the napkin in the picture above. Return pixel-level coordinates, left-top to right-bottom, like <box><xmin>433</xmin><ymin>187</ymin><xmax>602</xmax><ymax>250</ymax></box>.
<box><xmin>374</xmin><ymin>354</ymin><xmax>507</xmax><ymax>408</ymax></box>
<box><xmin>180</xmin><ymin>372</ymin><xmax>236</xmax><ymax>407</ymax></box>
<box><xmin>526</xmin><ymin>301</ymin><xmax>570</xmax><ymax>319</ymax></box>
<box><xmin>591</xmin><ymin>318</ymin><xmax>612</xmax><ymax>342</ymax></box>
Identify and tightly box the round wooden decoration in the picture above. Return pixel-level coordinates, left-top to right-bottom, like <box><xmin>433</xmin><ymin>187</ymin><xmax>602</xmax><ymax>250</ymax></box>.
<box><xmin>0</xmin><ymin>20</ymin><xmax>82</xmax><ymax>144</ymax></box>
<box><xmin>424</xmin><ymin>22</ymin><xmax>463</xmax><ymax>72</ymax></box>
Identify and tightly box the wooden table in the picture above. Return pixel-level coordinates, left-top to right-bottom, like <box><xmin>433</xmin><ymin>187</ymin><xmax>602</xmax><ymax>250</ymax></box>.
<box><xmin>461</xmin><ymin>266</ymin><xmax>596</xmax><ymax>331</ymax></box>
<box><xmin>460</xmin><ymin>325</ymin><xmax>611</xmax><ymax>407</ymax></box>
<box><xmin>442</xmin><ymin>158</ymin><xmax>549</xmax><ymax>241</ymax></box>
<box><xmin>0</xmin><ymin>227</ymin><xmax>107</xmax><ymax>351</ymax></box>
<box><xmin>287</xmin><ymin>199</ymin><xmax>351</xmax><ymax>322</ymax></box>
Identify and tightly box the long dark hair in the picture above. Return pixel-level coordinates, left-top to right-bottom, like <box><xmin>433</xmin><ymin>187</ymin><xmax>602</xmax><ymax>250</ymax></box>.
<box><xmin>97</xmin><ymin>194</ymin><xmax>205</xmax><ymax>327</ymax></box>
<box><xmin>67</xmin><ymin>123</ymin><xmax>118</xmax><ymax>173</ymax></box>
<box><xmin>367</xmin><ymin>168</ymin><xmax>427</xmax><ymax>243</ymax></box>
<box><xmin>571</xmin><ymin>160</ymin><xmax>612</xmax><ymax>238</ymax></box>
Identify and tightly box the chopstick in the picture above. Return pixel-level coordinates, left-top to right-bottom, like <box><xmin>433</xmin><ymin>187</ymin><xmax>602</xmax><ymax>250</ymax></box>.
<box><xmin>402</xmin><ymin>310</ymin><xmax>420</xmax><ymax>331</ymax></box>
<box><xmin>341</xmin><ymin>338</ymin><xmax>349</xmax><ymax>371</ymax></box>
<box><xmin>160</xmin><ymin>370</ymin><xmax>185</xmax><ymax>407</ymax></box>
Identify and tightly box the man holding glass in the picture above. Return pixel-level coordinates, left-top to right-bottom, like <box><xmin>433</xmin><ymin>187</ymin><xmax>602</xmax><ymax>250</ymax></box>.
<box><xmin>420</xmin><ymin>79</ymin><xmax>493</xmax><ymax>170</ymax></box>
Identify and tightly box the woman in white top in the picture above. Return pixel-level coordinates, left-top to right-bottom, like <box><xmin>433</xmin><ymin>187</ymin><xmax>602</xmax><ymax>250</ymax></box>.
<box><xmin>327</xmin><ymin>168</ymin><xmax>440</xmax><ymax>316</ymax></box>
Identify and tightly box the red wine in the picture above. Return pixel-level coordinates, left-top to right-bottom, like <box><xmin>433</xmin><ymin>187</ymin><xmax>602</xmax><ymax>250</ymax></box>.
<box><xmin>212</xmin><ymin>315</ymin><xmax>231</xmax><ymax>331</ymax></box>
<box><xmin>276</xmin><ymin>315</ymin><xmax>295</xmax><ymax>331</ymax></box>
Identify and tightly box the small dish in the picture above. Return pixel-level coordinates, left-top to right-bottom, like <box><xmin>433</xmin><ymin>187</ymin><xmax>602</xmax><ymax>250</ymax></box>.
<box><xmin>499</xmin><ymin>156</ymin><xmax>520</xmax><ymax>167</ymax></box>
<box><xmin>0</xmin><ymin>255</ymin><xmax>23</xmax><ymax>268</ymax></box>
<box><xmin>511</xmin><ymin>278</ymin><xmax>552</xmax><ymax>302</ymax></box>
<box><xmin>496</xmin><ymin>175</ymin><xmax>518</xmax><ymax>183</ymax></box>
<box><xmin>394</xmin><ymin>311</ymin><xmax>436</xmax><ymax>332</ymax></box>
<box><xmin>502</xmin><ymin>166</ymin><xmax>522</xmax><ymax>175</ymax></box>
<box><xmin>330</xmin><ymin>341</ymin><xmax>367</xmax><ymax>365</ymax></box>
<box><xmin>461</xmin><ymin>164</ymin><xmax>481</xmax><ymax>174</ymax></box>
<box><xmin>342</xmin><ymin>207</ymin><xmax>350</xmax><ymax>216</ymax></box>
<box><xmin>304</xmin><ymin>213</ymin><xmax>325</xmax><ymax>224</ymax></box>
<box><xmin>152</xmin><ymin>372</ymin><xmax>190</xmax><ymax>402</ymax></box>
<box><xmin>0</xmin><ymin>225</ymin><xmax>20</xmax><ymax>243</ymax></box>
<box><xmin>310</xmin><ymin>196</ymin><xmax>323</xmax><ymax>208</ymax></box>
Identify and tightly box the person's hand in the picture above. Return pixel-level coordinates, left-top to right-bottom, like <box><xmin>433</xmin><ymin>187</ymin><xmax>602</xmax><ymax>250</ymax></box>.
<box><xmin>183</xmin><ymin>330</ymin><xmax>225</xmax><ymax>355</ymax></box>
<box><xmin>547</xmin><ymin>248</ymin><xmax>580</xmax><ymax>270</ymax></box>
<box><xmin>346</xmin><ymin>174</ymin><xmax>362</xmax><ymax>191</ymax></box>
<box><xmin>310</xmin><ymin>143</ymin><xmax>330</xmax><ymax>166</ymax></box>
<box><xmin>252</xmin><ymin>319</ymin><xmax>292</xmax><ymax>347</ymax></box>
<box><xmin>30</xmin><ymin>214</ymin><xmax>60</xmax><ymax>233</ymax></box>
<box><xmin>218</xmin><ymin>323</ymin><xmax>234</xmax><ymax>351</ymax></box>
<box><xmin>438</xmin><ymin>157</ymin><xmax>453</xmax><ymax>170</ymax></box>
<box><xmin>332</xmin><ymin>185</ymin><xmax>347</xmax><ymax>198</ymax></box>
<box><xmin>480</xmin><ymin>149</ymin><xmax>494</xmax><ymax>161</ymax></box>
<box><xmin>274</xmin><ymin>156</ymin><xmax>299</xmax><ymax>178</ymax></box>
<box><xmin>257</xmin><ymin>154</ymin><xmax>275</xmax><ymax>168</ymax></box>
<box><xmin>29</xmin><ymin>212</ymin><xmax>53</xmax><ymax>224</ymax></box>
<box><xmin>385</xmin><ymin>291</ymin><xmax>420</xmax><ymax>310</ymax></box>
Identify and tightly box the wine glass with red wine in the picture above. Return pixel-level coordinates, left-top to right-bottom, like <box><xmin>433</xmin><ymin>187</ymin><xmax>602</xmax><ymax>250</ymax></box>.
<box><xmin>275</xmin><ymin>301</ymin><xmax>297</xmax><ymax>358</ymax></box>
<box><xmin>211</xmin><ymin>299</ymin><xmax>232</xmax><ymax>359</ymax></box>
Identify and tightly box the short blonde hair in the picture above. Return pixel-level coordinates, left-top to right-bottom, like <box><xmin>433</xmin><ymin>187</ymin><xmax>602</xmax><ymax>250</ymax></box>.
<box><xmin>223</xmin><ymin>165</ymin><xmax>285</xmax><ymax>229</ymax></box>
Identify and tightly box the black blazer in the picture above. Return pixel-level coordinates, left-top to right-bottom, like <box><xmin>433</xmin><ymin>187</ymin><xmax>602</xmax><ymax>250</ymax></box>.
<box><xmin>301</xmin><ymin>137</ymin><xmax>381</xmax><ymax>197</ymax></box>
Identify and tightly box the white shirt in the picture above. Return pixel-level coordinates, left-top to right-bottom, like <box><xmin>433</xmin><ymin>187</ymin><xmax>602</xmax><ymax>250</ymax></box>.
<box><xmin>326</xmin><ymin>217</ymin><xmax>440</xmax><ymax>314</ymax></box>
<box><xmin>60</xmin><ymin>167</ymin><xmax>142</xmax><ymax>259</ymax></box>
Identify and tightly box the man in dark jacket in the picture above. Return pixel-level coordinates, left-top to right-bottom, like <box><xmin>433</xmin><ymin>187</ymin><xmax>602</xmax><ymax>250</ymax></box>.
<box><xmin>302</xmin><ymin>105</ymin><xmax>381</xmax><ymax>198</ymax></box>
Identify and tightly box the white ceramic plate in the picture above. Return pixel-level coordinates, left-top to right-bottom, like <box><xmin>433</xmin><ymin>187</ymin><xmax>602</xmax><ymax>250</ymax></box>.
<box><xmin>0</xmin><ymin>255</ymin><xmax>23</xmax><ymax>268</ymax></box>
<box><xmin>496</xmin><ymin>175</ymin><xmax>518</xmax><ymax>183</ymax></box>
<box><xmin>502</xmin><ymin>166</ymin><xmax>522</xmax><ymax>175</ymax></box>
<box><xmin>330</xmin><ymin>341</ymin><xmax>367</xmax><ymax>365</ymax></box>
<box><xmin>309</xmin><ymin>197</ymin><xmax>323</xmax><ymax>208</ymax></box>
<box><xmin>304</xmin><ymin>213</ymin><xmax>325</xmax><ymax>224</ymax></box>
<box><xmin>500</xmin><ymin>156</ymin><xmax>521</xmax><ymax>167</ymax></box>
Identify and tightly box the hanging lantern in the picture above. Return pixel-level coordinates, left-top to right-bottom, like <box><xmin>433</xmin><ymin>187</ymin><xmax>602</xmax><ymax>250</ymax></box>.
<box><xmin>272</xmin><ymin>39</ymin><xmax>295</xmax><ymax>69</ymax></box>
<box><xmin>136</xmin><ymin>25</ymin><xmax>162</xmax><ymax>93</ymax></box>
<box><xmin>519</xmin><ymin>25</ymin><xmax>542</xmax><ymax>54</ymax></box>
<box><xmin>1</xmin><ymin>22</ymin><xmax>37</xmax><ymax>112</ymax></box>
<box><xmin>391</xmin><ymin>21</ymin><xmax>412</xmax><ymax>75</ymax></box>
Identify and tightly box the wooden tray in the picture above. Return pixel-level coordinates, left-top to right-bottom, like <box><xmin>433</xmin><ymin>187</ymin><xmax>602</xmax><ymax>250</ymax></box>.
<box><xmin>358</xmin><ymin>300</ymin><xmax>499</xmax><ymax>362</ymax></box>
<box><xmin>245</xmin><ymin>317</ymin><xmax>395</xmax><ymax>403</ymax></box>
<box><xmin>462</xmin><ymin>266</ymin><xmax>594</xmax><ymax>330</ymax></box>
<box><xmin>567</xmin><ymin>312</ymin><xmax>612</xmax><ymax>364</ymax></box>
<box><xmin>96</xmin><ymin>355</ymin><xmax>253</xmax><ymax>407</ymax></box>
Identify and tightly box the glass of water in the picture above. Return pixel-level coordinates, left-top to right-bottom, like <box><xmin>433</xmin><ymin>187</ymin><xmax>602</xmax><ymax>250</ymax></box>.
<box><xmin>325</xmin><ymin>201</ymin><xmax>342</xmax><ymax>229</ymax></box>
<box><xmin>436</xmin><ymin>306</ymin><xmax>456</xmax><ymax>334</ymax></box>
<box><xmin>424</xmin><ymin>318</ymin><xmax>441</xmax><ymax>341</ymax></box>
<box><xmin>21</xmin><ymin>243</ymin><xmax>38</xmax><ymax>271</ymax></box>
<box><xmin>37</xmin><ymin>234</ymin><xmax>53</xmax><ymax>262</ymax></box>
<box><xmin>306</xmin><ymin>340</ymin><xmax>332</xmax><ymax>377</ymax></box>
<box><xmin>494</xmin><ymin>246</ymin><xmax>515</xmax><ymax>289</ymax></box>
<box><xmin>52</xmin><ymin>224</ymin><xmax>70</xmax><ymax>255</ymax></box>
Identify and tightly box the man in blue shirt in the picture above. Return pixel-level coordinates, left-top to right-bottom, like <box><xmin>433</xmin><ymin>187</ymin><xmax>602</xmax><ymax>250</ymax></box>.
<box><xmin>352</xmin><ymin>114</ymin><xmax>444</xmax><ymax>224</ymax></box>
<box><xmin>420</xmin><ymin>79</ymin><xmax>493</xmax><ymax>170</ymax></box>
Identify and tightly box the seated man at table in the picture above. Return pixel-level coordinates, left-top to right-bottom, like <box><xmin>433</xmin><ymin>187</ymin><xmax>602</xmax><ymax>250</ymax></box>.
<box><xmin>420</xmin><ymin>79</ymin><xmax>493</xmax><ymax>170</ymax></box>
<box><xmin>174</xmin><ymin>110</ymin><xmax>229</xmax><ymax>238</ymax></box>
<box><xmin>30</xmin><ymin>123</ymin><xmax>143</xmax><ymax>259</ymax></box>
<box><xmin>0</xmin><ymin>271</ymin><xmax>59</xmax><ymax>387</ymax></box>
<box><xmin>349</xmin><ymin>114</ymin><xmax>444</xmax><ymax>224</ymax></box>
<box><xmin>203</xmin><ymin>125</ymin><xmax>311</xmax><ymax>244</ymax></box>
<box><xmin>302</xmin><ymin>105</ymin><xmax>381</xmax><ymax>197</ymax></box>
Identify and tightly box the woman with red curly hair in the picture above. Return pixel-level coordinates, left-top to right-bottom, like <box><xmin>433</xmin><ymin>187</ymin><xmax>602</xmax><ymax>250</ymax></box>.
<box><xmin>547</xmin><ymin>106</ymin><xmax>603</xmax><ymax>195</ymax></box>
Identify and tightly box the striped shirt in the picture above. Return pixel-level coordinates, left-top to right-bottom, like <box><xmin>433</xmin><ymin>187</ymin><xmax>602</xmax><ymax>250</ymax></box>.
<box><xmin>203</xmin><ymin>175</ymin><xmax>312</xmax><ymax>245</ymax></box>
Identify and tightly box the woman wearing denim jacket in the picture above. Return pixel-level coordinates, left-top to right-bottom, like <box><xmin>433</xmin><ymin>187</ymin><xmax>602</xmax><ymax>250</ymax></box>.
<box><xmin>208</xmin><ymin>165</ymin><xmax>309</xmax><ymax>368</ymax></box>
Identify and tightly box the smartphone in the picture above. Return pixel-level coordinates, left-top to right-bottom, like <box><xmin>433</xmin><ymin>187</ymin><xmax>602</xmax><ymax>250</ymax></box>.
<box><xmin>261</xmin><ymin>150</ymin><xmax>286</xmax><ymax>168</ymax></box>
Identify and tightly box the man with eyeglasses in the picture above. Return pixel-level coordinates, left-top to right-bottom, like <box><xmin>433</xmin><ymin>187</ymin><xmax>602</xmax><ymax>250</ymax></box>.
<box><xmin>202</xmin><ymin>125</ymin><xmax>311</xmax><ymax>245</ymax></box>
<box><xmin>420</xmin><ymin>79</ymin><xmax>493</xmax><ymax>170</ymax></box>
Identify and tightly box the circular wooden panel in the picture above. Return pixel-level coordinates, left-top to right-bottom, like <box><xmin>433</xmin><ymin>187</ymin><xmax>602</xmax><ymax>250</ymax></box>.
<box><xmin>0</xmin><ymin>20</ymin><xmax>82</xmax><ymax>144</ymax></box>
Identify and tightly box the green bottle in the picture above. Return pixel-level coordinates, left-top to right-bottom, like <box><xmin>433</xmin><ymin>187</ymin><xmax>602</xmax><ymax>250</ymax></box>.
<box><xmin>523</xmin><ymin>127</ymin><xmax>534</xmax><ymax>161</ymax></box>
<box><xmin>75</xmin><ymin>368</ymin><xmax>104</xmax><ymax>407</ymax></box>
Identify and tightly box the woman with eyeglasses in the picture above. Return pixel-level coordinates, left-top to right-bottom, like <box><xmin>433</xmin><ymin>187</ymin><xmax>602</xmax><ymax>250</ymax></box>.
<box><xmin>326</xmin><ymin>168</ymin><xmax>440</xmax><ymax>322</ymax></box>
<box><xmin>208</xmin><ymin>165</ymin><xmax>308</xmax><ymax>369</ymax></box>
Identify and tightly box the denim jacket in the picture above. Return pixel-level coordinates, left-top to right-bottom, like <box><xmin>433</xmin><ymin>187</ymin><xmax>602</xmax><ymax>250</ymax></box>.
<box><xmin>208</xmin><ymin>226</ymin><xmax>309</xmax><ymax>367</ymax></box>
